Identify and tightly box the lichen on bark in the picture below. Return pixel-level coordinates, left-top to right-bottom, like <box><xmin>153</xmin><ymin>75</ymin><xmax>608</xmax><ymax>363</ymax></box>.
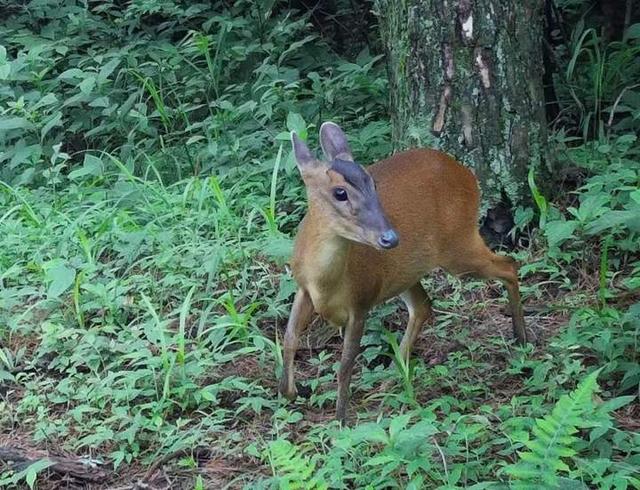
<box><xmin>375</xmin><ymin>0</ymin><xmax>548</xmax><ymax>212</ymax></box>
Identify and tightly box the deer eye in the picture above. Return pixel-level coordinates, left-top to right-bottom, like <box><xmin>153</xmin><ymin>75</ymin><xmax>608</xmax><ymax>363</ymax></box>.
<box><xmin>332</xmin><ymin>187</ymin><xmax>348</xmax><ymax>201</ymax></box>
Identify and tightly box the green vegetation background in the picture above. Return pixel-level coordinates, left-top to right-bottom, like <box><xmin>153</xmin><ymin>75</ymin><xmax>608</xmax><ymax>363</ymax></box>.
<box><xmin>0</xmin><ymin>1</ymin><xmax>638</xmax><ymax>488</ymax></box>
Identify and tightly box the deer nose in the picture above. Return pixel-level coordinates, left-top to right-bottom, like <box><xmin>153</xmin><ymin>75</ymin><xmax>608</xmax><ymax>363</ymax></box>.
<box><xmin>378</xmin><ymin>229</ymin><xmax>399</xmax><ymax>249</ymax></box>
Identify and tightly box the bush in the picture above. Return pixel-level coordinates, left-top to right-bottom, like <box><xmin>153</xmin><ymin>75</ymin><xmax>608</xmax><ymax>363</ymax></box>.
<box><xmin>0</xmin><ymin>0</ymin><xmax>390</xmax><ymax>186</ymax></box>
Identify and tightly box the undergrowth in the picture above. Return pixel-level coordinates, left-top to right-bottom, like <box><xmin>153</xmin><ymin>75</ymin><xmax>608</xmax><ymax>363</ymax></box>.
<box><xmin>0</xmin><ymin>0</ymin><xmax>639</xmax><ymax>489</ymax></box>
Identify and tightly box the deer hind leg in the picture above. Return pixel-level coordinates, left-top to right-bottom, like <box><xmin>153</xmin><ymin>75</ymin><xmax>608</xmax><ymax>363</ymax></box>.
<box><xmin>399</xmin><ymin>282</ymin><xmax>434</xmax><ymax>363</ymax></box>
<box><xmin>485</xmin><ymin>254</ymin><xmax>529</xmax><ymax>344</ymax></box>
<box><xmin>446</xmin><ymin>238</ymin><xmax>529</xmax><ymax>345</ymax></box>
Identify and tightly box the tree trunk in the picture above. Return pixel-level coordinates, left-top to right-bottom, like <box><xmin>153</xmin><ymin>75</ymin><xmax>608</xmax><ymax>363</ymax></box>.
<box><xmin>376</xmin><ymin>0</ymin><xmax>548</xmax><ymax>214</ymax></box>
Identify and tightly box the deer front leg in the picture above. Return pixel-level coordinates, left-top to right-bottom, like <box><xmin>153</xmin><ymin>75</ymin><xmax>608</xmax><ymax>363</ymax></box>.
<box><xmin>278</xmin><ymin>288</ymin><xmax>314</xmax><ymax>401</ymax></box>
<box><xmin>336</xmin><ymin>314</ymin><xmax>365</xmax><ymax>425</ymax></box>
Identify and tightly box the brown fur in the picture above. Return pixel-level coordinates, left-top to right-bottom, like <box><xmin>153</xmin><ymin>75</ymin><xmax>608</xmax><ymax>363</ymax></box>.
<box><xmin>280</xmin><ymin>132</ymin><xmax>529</xmax><ymax>424</ymax></box>
<box><xmin>292</xmin><ymin>149</ymin><xmax>488</xmax><ymax>319</ymax></box>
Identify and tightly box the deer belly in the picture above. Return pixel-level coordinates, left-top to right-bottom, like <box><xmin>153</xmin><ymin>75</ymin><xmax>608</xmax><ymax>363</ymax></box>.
<box><xmin>307</xmin><ymin>285</ymin><xmax>350</xmax><ymax>327</ymax></box>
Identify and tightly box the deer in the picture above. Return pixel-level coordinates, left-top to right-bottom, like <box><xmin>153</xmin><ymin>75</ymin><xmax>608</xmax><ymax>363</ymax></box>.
<box><xmin>278</xmin><ymin>122</ymin><xmax>530</xmax><ymax>424</ymax></box>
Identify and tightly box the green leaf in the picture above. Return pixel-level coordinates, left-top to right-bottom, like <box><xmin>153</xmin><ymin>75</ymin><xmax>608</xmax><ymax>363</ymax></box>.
<box><xmin>504</xmin><ymin>369</ymin><xmax>602</xmax><ymax>486</ymax></box>
<box><xmin>68</xmin><ymin>154</ymin><xmax>103</xmax><ymax>179</ymax></box>
<box><xmin>98</xmin><ymin>57</ymin><xmax>121</xmax><ymax>82</ymax></box>
<box><xmin>528</xmin><ymin>166</ymin><xmax>548</xmax><ymax>228</ymax></box>
<box><xmin>544</xmin><ymin>220</ymin><xmax>578</xmax><ymax>248</ymax></box>
<box><xmin>23</xmin><ymin>459</ymin><xmax>55</xmax><ymax>489</ymax></box>
<box><xmin>577</xmin><ymin>193</ymin><xmax>609</xmax><ymax>220</ymax></box>
<box><xmin>0</xmin><ymin>117</ymin><xmax>33</xmax><ymax>131</ymax></box>
<box><xmin>40</xmin><ymin>111</ymin><xmax>62</xmax><ymax>141</ymax></box>
<box><xmin>200</xmin><ymin>389</ymin><xmax>217</xmax><ymax>402</ymax></box>
<box><xmin>349</xmin><ymin>423</ymin><xmax>389</xmax><ymax>444</ymax></box>
<box><xmin>598</xmin><ymin>395</ymin><xmax>635</xmax><ymax>413</ymax></box>
<box><xmin>588</xmin><ymin>210</ymin><xmax>640</xmax><ymax>235</ymax></box>
<box><xmin>0</xmin><ymin>349</ymin><xmax>11</xmax><ymax>369</ymax></box>
<box><xmin>10</xmin><ymin>143</ymin><xmax>41</xmax><ymax>169</ymax></box>
<box><xmin>261</xmin><ymin>235</ymin><xmax>293</xmax><ymax>261</ymax></box>
<box><xmin>556</xmin><ymin>477</ymin><xmax>589</xmax><ymax>490</ymax></box>
<box><xmin>626</xmin><ymin>23</ymin><xmax>640</xmax><ymax>39</ymax></box>
<box><xmin>79</xmin><ymin>76</ymin><xmax>96</xmax><ymax>94</ymax></box>
<box><xmin>46</xmin><ymin>263</ymin><xmax>76</xmax><ymax>299</ymax></box>
<box><xmin>389</xmin><ymin>413</ymin><xmax>411</xmax><ymax>441</ymax></box>
<box><xmin>58</xmin><ymin>68</ymin><xmax>84</xmax><ymax>79</ymax></box>
<box><xmin>276</xmin><ymin>275</ymin><xmax>297</xmax><ymax>302</ymax></box>
<box><xmin>32</xmin><ymin>93</ymin><xmax>58</xmax><ymax>111</ymax></box>
<box><xmin>363</xmin><ymin>454</ymin><xmax>397</xmax><ymax>466</ymax></box>
<box><xmin>286</xmin><ymin>112</ymin><xmax>307</xmax><ymax>140</ymax></box>
<box><xmin>0</xmin><ymin>45</ymin><xmax>9</xmax><ymax>79</ymax></box>
<box><xmin>89</xmin><ymin>96</ymin><xmax>110</xmax><ymax>108</ymax></box>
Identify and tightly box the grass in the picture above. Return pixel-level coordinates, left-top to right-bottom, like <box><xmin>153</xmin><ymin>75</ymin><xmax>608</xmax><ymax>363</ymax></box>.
<box><xmin>1</xmin><ymin>1</ymin><xmax>638</xmax><ymax>487</ymax></box>
<box><xmin>1</xmin><ymin>154</ymin><xmax>638</xmax><ymax>489</ymax></box>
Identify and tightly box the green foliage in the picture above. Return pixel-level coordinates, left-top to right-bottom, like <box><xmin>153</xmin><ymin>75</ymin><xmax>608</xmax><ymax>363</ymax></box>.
<box><xmin>264</xmin><ymin>439</ymin><xmax>328</xmax><ymax>489</ymax></box>
<box><xmin>384</xmin><ymin>329</ymin><xmax>417</xmax><ymax>403</ymax></box>
<box><xmin>518</xmin><ymin>20</ymin><xmax>640</xmax><ymax>480</ymax></box>
<box><xmin>324</xmin><ymin>411</ymin><xmax>442</xmax><ymax>488</ymax></box>
<box><xmin>533</xmin><ymin>140</ymin><xmax>639</xmax><ymax>315</ymax></box>
<box><xmin>503</xmin><ymin>365</ymin><xmax>639</xmax><ymax>490</ymax></box>
<box><xmin>0</xmin><ymin>0</ymin><xmax>390</xmax><ymax>186</ymax></box>
<box><xmin>552</xmin><ymin>5</ymin><xmax>640</xmax><ymax>141</ymax></box>
<box><xmin>503</xmin><ymin>369</ymin><xmax>602</xmax><ymax>488</ymax></box>
<box><xmin>1</xmin><ymin>1</ymin><xmax>639</xmax><ymax>489</ymax></box>
<box><xmin>0</xmin><ymin>458</ymin><xmax>54</xmax><ymax>488</ymax></box>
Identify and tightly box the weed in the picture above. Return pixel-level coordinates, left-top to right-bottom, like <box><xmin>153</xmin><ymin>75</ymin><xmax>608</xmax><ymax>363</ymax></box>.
<box><xmin>0</xmin><ymin>1</ymin><xmax>638</xmax><ymax>489</ymax></box>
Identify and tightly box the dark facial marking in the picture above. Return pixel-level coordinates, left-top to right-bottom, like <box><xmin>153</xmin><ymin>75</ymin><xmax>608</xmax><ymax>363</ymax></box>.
<box><xmin>330</xmin><ymin>159</ymin><xmax>391</xmax><ymax>233</ymax></box>
<box><xmin>330</xmin><ymin>159</ymin><xmax>374</xmax><ymax>195</ymax></box>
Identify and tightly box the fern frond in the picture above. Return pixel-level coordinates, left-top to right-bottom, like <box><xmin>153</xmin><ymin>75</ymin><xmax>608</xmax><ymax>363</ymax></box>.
<box><xmin>504</xmin><ymin>369</ymin><xmax>602</xmax><ymax>489</ymax></box>
<box><xmin>267</xmin><ymin>439</ymin><xmax>328</xmax><ymax>490</ymax></box>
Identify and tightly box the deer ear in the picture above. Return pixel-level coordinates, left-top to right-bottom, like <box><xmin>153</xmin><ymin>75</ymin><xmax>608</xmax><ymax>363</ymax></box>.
<box><xmin>291</xmin><ymin>132</ymin><xmax>316</xmax><ymax>169</ymax></box>
<box><xmin>319</xmin><ymin>122</ymin><xmax>353</xmax><ymax>161</ymax></box>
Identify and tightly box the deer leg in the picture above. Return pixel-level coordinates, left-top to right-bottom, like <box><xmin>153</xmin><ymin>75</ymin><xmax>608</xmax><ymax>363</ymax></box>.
<box><xmin>446</xmin><ymin>238</ymin><xmax>531</xmax><ymax>345</ymax></box>
<box><xmin>491</xmin><ymin>256</ymin><xmax>530</xmax><ymax>345</ymax></box>
<box><xmin>399</xmin><ymin>282</ymin><xmax>434</xmax><ymax>363</ymax></box>
<box><xmin>336</xmin><ymin>314</ymin><xmax>365</xmax><ymax>425</ymax></box>
<box><xmin>278</xmin><ymin>289</ymin><xmax>314</xmax><ymax>400</ymax></box>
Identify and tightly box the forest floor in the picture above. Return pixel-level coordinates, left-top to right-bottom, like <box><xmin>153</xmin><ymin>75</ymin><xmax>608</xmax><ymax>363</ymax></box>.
<box><xmin>1</xmin><ymin>179</ymin><xmax>638</xmax><ymax>489</ymax></box>
<box><xmin>5</xmin><ymin>285</ymin><xmax>571</xmax><ymax>489</ymax></box>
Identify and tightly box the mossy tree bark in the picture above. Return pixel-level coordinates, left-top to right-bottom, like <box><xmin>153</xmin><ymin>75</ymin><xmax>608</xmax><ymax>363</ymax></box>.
<box><xmin>376</xmin><ymin>0</ymin><xmax>548</xmax><ymax>214</ymax></box>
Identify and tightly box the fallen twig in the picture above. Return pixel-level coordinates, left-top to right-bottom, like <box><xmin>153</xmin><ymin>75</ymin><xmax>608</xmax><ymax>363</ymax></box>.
<box><xmin>0</xmin><ymin>446</ymin><xmax>108</xmax><ymax>482</ymax></box>
<box><xmin>139</xmin><ymin>447</ymin><xmax>211</xmax><ymax>486</ymax></box>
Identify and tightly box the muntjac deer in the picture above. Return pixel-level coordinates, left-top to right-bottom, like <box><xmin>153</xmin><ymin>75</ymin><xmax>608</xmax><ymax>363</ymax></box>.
<box><xmin>278</xmin><ymin>122</ymin><xmax>529</xmax><ymax>423</ymax></box>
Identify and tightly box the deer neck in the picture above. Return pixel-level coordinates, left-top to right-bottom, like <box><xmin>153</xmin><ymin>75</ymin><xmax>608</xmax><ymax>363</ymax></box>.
<box><xmin>304</xmin><ymin>208</ymin><xmax>351</xmax><ymax>287</ymax></box>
